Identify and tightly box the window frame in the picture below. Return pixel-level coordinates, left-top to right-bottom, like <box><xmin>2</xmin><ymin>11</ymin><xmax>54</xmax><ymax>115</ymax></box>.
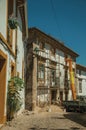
<box><xmin>50</xmin><ymin>47</ymin><xmax>55</xmax><ymax>56</ymax></box>
<box><xmin>38</xmin><ymin>63</ymin><xmax>45</xmax><ymax>80</ymax></box>
<box><xmin>39</xmin><ymin>42</ymin><xmax>45</xmax><ymax>50</ymax></box>
<box><xmin>51</xmin><ymin>69</ymin><xmax>56</xmax><ymax>82</ymax></box>
<box><xmin>79</xmin><ymin>79</ymin><xmax>82</xmax><ymax>93</ymax></box>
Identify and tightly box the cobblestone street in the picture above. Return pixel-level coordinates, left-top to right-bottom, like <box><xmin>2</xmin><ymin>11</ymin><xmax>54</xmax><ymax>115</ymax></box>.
<box><xmin>1</xmin><ymin>106</ymin><xmax>86</xmax><ymax>130</ymax></box>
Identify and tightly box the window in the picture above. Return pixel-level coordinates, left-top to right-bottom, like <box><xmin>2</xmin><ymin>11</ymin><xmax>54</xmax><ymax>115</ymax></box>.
<box><xmin>38</xmin><ymin>64</ymin><xmax>45</xmax><ymax>79</ymax></box>
<box><xmin>79</xmin><ymin>80</ymin><xmax>82</xmax><ymax>93</ymax></box>
<box><xmin>79</xmin><ymin>70</ymin><xmax>81</xmax><ymax>75</ymax></box>
<box><xmin>51</xmin><ymin>70</ymin><xmax>56</xmax><ymax>82</ymax></box>
<box><xmin>82</xmin><ymin>71</ymin><xmax>86</xmax><ymax>76</ymax></box>
<box><xmin>51</xmin><ymin>47</ymin><xmax>55</xmax><ymax>56</ymax></box>
<box><xmin>36</xmin><ymin>39</ymin><xmax>39</xmax><ymax>45</ymax></box>
<box><xmin>76</xmin><ymin>69</ymin><xmax>79</xmax><ymax>74</ymax></box>
<box><xmin>39</xmin><ymin>42</ymin><xmax>45</xmax><ymax>50</ymax></box>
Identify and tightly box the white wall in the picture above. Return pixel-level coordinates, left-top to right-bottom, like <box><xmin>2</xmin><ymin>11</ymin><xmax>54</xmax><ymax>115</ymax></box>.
<box><xmin>76</xmin><ymin>71</ymin><xmax>86</xmax><ymax>96</ymax></box>
<box><xmin>0</xmin><ymin>0</ymin><xmax>7</xmax><ymax>38</ymax></box>
<box><xmin>0</xmin><ymin>1</ymin><xmax>25</xmax><ymax>117</ymax></box>
<box><xmin>16</xmin><ymin>10</ymin><xmax>23</xmax><ymax>78</ymax></box>
<box><xmin>82</xmin><ymin>79</ymin><xmax>86</xmax><ymax>95</ymax></box>
<box><xmin>16</xmin><ymin>10</ymin><xmax>25</xmax><ymax>110</ymax></box>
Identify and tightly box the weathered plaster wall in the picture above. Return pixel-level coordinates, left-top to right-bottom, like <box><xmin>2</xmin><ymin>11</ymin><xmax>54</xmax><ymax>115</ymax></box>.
<box><xmin>0</xmin><ymin>0</ymin><xmax>7</xmax><ymax>38</ymax></box>
<box><xmin>0</xmin><ymin>3</ymin><xmax>26</xmax><ymax>120</ymax></box>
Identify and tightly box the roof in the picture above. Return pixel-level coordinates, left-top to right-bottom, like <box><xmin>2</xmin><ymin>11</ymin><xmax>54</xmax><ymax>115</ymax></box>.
<box><xmin>76</xmin><ymin>64</ymin><xmax>86</xmax><ymax>71</ymax></box>
<box><xmin>29</xmin><ymin>27</ymin><xmax>79</xmax><ymax>58</ymax></box>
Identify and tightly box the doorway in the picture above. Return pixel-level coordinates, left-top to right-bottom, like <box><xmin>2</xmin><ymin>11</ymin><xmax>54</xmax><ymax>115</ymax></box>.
<box><xmin>65</xmin><ymin>91</ymin><xmax>68</xmax><ymax>101</ymax></box>
<box><xmin>60</xmin><ymin>91</ymin><xmax>63</xmax><ymax>103</ymax></box>
<box><xmin>51</xmin><ymin>90</ymin><xmax>57</xmax><ymax>103</ymax></box>
<box><xmin>0</xmin><ymin>50</ymin><xmax>7</xmax><ymax>124</ymax></box>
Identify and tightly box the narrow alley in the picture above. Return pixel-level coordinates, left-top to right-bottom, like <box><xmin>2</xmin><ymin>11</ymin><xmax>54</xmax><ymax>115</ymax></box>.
<box><xmin>0</xmin><ymin>1</ymin><xmax>86</xmax><ymax>130</ymax></box>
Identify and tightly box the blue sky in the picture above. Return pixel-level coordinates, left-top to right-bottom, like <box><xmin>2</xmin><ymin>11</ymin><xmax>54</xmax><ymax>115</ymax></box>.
<box><xmin>27</xmin><ymin>0</ymin><xmax>86</xmax><ymax>66</ymax></box>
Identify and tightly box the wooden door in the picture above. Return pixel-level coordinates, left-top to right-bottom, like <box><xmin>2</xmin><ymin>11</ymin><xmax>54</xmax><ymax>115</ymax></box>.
<box><xmin>51</xmin><ymin>90</ymin><xmax>57</xmax><ymax>101</ymax></box>
<box><xmin>0</xmin><ymin>55</ymin><xmax>7</xmax><ymax>124</ymax></box>
<box><xmin>60</xmin><ymin>91</ymin><xmax>63</xmax><ymax>103</ymax></box>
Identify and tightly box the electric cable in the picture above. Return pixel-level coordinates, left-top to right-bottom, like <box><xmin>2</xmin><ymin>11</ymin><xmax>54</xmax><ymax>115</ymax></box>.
<box><xmin>50</xmin><ymin>0</ymin><xmax>64</xmax><ymax>40</ymax></box>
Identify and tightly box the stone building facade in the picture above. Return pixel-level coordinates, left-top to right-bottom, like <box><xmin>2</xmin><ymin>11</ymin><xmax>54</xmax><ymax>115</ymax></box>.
<box><xmin>26</xmin><ymin>28</ymin><xmax>79</xmax><ymax>110</ymax></box>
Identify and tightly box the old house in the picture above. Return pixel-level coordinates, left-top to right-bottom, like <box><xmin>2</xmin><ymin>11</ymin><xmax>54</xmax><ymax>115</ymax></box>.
<box><xmin>26</xmin><ymin>28</ymin><xmax>79</xmax><ymax>110</ymax></box>
<box><xmin>0</xmin><ymin>0</ymin><xmax>28</xmax><ymax>124</ymax></box>
<box><xmin>76</xmin><ymin>64</ymin><xmax>86</xmax><ymax>96</ymax></box>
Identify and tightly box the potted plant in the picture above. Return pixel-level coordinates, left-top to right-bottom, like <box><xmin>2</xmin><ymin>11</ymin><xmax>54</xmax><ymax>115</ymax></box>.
<box><xmin>8</xmin><ymin>16</ymin><xmax>19</xmax><ymax>29</ymax></box>
<box><xmin>7</xmin><ymin>76</ymin><xmax>24</xmax><ymax>120</ymax></box>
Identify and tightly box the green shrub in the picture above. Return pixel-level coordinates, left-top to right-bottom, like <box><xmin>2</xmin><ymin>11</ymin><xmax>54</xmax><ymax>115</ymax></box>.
<box><xmin>7</xmin><ymin>76</ymin><xmax>24</xmax><ymax>120</ymax></box>
<box><xmin>8</xmin><ymin>17</ymin><xmax>19</xmax><ymax>29</ymax></box>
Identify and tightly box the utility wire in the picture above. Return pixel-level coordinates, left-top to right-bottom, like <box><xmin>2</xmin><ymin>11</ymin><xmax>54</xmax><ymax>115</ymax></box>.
<box><xmin>50</xmin><ymin>0</ymin><xmax>64</xmax><ymax>41</ymax></box>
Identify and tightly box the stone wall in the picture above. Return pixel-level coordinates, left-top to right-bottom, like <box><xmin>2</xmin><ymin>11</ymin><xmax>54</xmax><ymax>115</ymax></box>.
<box><xmin>25</xmin><ymin>43</ymin><xmax>33</xmax><ymax>110</ymax></box>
